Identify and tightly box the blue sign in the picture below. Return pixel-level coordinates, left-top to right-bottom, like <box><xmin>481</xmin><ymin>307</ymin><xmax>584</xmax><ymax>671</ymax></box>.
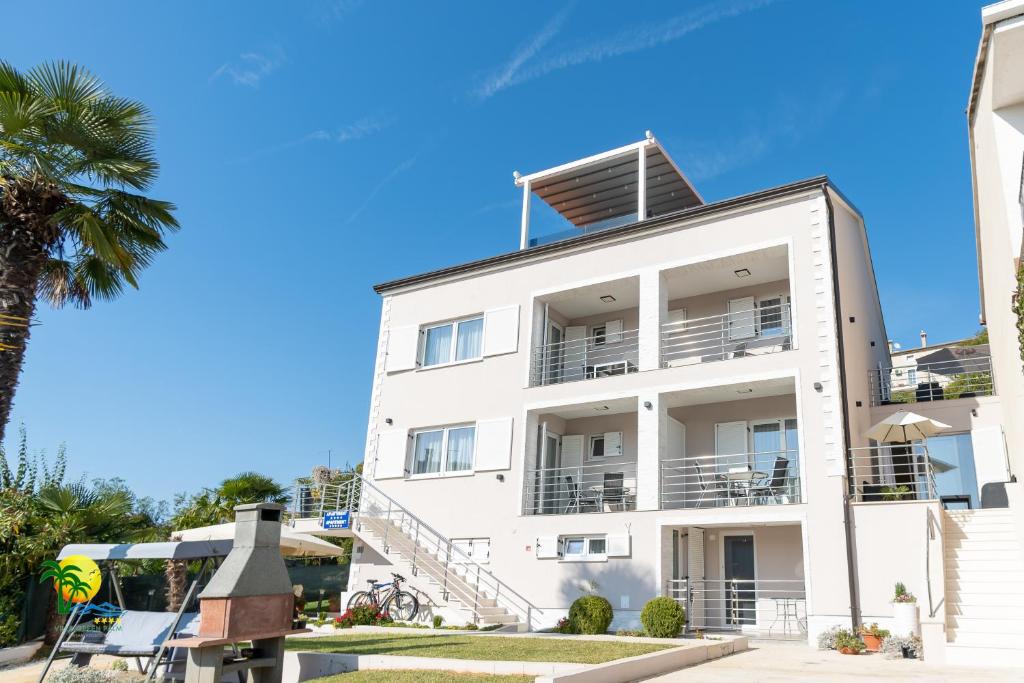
<box><xmin>323</xmin><ymin>510</ymin><xmax>350</xmax><ymax>530</ymax></box>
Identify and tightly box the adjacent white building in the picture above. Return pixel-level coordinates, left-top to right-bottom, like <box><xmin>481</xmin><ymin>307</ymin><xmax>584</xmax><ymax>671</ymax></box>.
<box><xmin>286</xmin><ymin>1</ymin><xmax>1024</xmax><ymax>667</ymax></box>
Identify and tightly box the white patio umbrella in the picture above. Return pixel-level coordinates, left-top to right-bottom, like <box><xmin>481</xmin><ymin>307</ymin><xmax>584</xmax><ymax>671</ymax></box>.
<box><xmin>866</xmin><ymin>410</ymin><xmax>951</xmax><ymax>443</ymax></box>
<box><xmin>172</xmin><ymin>522</ymin><xmax>345</xmax><ymax>558</ymax></box>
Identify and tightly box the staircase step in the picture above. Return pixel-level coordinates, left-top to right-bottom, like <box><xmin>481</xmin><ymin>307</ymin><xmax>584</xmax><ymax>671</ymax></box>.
<box><xmin>946</xmin><ymin>591</ymin><xmax>1024</xmax><ymax>607</ymax></box>
<box><xmin>946</xmin><ymin>580</ymin><xmax>1024</xmax><ymax>595</ymax></box>
<box><xmin>946</xmin><ymin>644</ymin><xmax>1024</xmax><ymax>668</ymax></box>
<box><xmin>947</xmin><ymin>603</ymin><xmax>1023</xmax><ymax>619</ymax></box>
<box><xmin>947</xmin><ymin>630</ymin><xmax>1024</xmax><ymax>649</ymax></box>
<box><xmin>946</xmin><ymin>615</ymin><xmax>1024</xmax><ymax>634</ymax></box>
<box><xmin>945</xmin><ymin>538</ymin><xmax>1021</xmax><ymax>552</ymax></box>
<box><xmin>946</xmin><ymin>568</ymin><xmax>1024</xmax><ymax>582</ymax></box>
<box><xmin>480</xmin><ymin>613</ymin><xmax>520</xmax><ymax>625</ymax></box>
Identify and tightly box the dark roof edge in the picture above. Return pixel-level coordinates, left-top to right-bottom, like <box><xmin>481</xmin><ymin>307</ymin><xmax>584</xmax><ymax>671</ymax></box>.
<box><xmin>374</xmin><ymin>175</ymin><xmax>836</xmax><ymax>294</ymax></box>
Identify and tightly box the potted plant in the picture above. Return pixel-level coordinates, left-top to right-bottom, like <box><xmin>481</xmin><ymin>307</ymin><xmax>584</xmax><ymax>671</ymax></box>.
<box><xmin>892</xmin><ymin>582</ymin><xmax>919</xmax><ymax>637</ymax></box>
<box><xmin>834</xmin><ymin>629</ymin><xmax>865</xmax><ymax>655</ymax></box>
<box><xmin>858</xmin><ymin>622</ymin><xmax>890</xmax><ymax>652</ymax></box>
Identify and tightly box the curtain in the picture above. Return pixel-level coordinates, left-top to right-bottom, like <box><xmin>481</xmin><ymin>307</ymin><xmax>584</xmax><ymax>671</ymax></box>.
<box><xmin>423</xmin><ymin>324</ymin><xmax>452</xmax><ymax>366</ymax></box>
<box><xmin>413</xmin><ymin>430</ymin><xmax>443</xmax><ymax>474</ymax></box>
<box><xmin>446</xmin><ymin>426</ymin><xmax>476</xmax><ymax>471</ymax></box>
<box><xmin>456</xmin><ymin>318</ymin><xmax>484</xmax><ymax>361</ymax></box>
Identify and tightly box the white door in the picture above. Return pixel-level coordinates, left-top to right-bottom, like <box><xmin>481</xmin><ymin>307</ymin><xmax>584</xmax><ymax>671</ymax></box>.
<box><xmin>728</xmin><ymin>297</ymin><xmax>756</xmax><ymax>340</ymax></box>
<box><xmin>715</xmin><ymin>421</ymin><xmax>748</xmax><ymax>473</ymax></box>
<box><xmin>544</xmin><ymin>322</ymin><xmax>564</xmax><ymax>384</ymax></box>
<box><xmin>664</xmin><ymin>308</ymin><xmax>688</xmax><ymax>364</ymax></box>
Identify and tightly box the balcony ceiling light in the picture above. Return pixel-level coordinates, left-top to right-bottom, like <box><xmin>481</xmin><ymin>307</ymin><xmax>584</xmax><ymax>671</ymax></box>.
<box><xmin>595</xmin><ymin>405</ymin><xmax>610</xmax><ymax>411</ymax></box>
<box><xmin>600</xmin><ymin>295</ymin><xmax>617</xmax><ymax>303</ymax></box>
<box><xmin>734</xmin><ymin>268</ymin><xmax>752</xmax><ymax>278</ymax></box>
<box><xmin>737</xmin><ymin>388</ymin><xmax>754</xmax><ymax>394</ymax></box>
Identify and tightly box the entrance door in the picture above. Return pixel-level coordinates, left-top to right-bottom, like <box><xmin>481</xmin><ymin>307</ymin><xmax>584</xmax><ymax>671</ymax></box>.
<box><xmin>723</xmin><ymin>534</ymin><xmax>756</xmax><ymax>627</ymax></box>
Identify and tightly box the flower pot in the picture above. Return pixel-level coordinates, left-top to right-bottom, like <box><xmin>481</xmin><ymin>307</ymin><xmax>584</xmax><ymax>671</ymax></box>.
<box><xmin>892</xmin><ymin>602</ymin><xmax>920</xmax><ymax>637</ymax></box>
<box><xmin>839</xmin><ymin>647</ymin><xmax>860</xmax><ymax>655</ymax></box>
<box><xmin>861</xmin><ymin>634</ymin><xmax>882</xmax><ymax>652</ymax></box>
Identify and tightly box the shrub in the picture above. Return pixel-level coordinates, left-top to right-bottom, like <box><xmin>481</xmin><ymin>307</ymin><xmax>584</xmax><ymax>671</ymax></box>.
<box><xmin>893</xmin><ymin>582</ymin><xmax>917</xmax><ymax>603</ymax></box>
<box><xmin>554</xmin><ymin>617</ymin><xmax>574</xmax><ymax>634</ymax></box>
<box><xmin>858</xmin><ymin>622</ymin><xmax>890</xmax><ymax>638</ymax></box>
<box><xmin>834</xmin><ymin>630</ymin><xmax>865</xmax><ymax>653</ymax></box>
<box><xmin>568</xmin><ymin>595</ymin><xmax>614</xmax><ymax>635</ymax></box>
<box><xmin>817</xmin><ymin>625</ymin><xmax>843</xmax><ymax>650</ymax></box>
<box><xmin>640</xmin><ymin>597</ymin><xmax>686</xmax><ymax>638</ymax></box>
<box><xmin>881</xmin><ymin>634</ymin><xmax>922</xmax><ymax>659</ymax></box>
<box><xmin>109</xmin><ymin>659</ymin><xmax>129</xmax><ymax>672</ymax></box>
<box><xmin>433</xmin><ymin>615</ymin><xmax>444</xmax><ymax>628</ymax></box>
<box><xmin>334</xmin><ymin>605</ymin><xmax>391</xmax><ymax>629</ymax></box>
<box><xmin>462</xmin><ymin>622</ymin><xmax>479</xmax><ymax>630</ymax></box>
<box><xmin>615</xmin><ymin>628</ymin><xmax>644</xmax><ymax>637</ymax></box>
<box><xmin>49</xmin><ymin>668</ymin><xmax>115</xmax><ymax>683</ymax></box>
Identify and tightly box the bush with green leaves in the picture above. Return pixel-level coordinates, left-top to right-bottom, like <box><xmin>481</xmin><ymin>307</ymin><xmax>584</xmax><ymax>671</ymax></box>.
<box><xmin>109</xmin><ymin>659</ymin><xmax>128</xmax><ymax>672</ymax></box>
<box><xmin>817</xmin><ymin>625</ymin><xmax>843</xmax><ymax>650</ymax></box>
<box><xmin>568</xmin><ymin>595</ymin><xmax>614</xmax><ymax>635</ymax></box>
<box><xmin>432</xmin><ymin>615</ymin><xmax>444</xmax><ymax>628</ymax></box>
<box><xmin>640</xmin><ymin>597</ymin><xmax>686</xmax><ymax>638</ymax></box>
<box><xmin>834</xmin><ymin>630</ymin><xmax>865</xmax><ymax>653</ymax></box>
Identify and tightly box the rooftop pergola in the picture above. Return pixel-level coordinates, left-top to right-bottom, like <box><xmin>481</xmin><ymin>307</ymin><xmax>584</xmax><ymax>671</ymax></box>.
<box><xmin>513</xmin><ymin>132</ymin><xmax>703</xmax><ymax>249</ymax></box>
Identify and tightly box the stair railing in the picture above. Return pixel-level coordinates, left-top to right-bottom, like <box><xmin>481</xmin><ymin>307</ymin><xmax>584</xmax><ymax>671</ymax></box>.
<box><xmin>292</xmin><ymin>474</ymin><xmax>535</xmax><ymax>628</ymax></box>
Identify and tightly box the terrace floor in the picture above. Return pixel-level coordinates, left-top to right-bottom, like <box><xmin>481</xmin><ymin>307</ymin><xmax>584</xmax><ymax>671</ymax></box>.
<box><xmin>642</xmin><ymin>642</ymin><xmax>1024</xmax><ymax>682</ymax></box>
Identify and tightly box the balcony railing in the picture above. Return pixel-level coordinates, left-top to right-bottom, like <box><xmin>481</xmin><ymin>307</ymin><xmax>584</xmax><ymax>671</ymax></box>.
<box><xmin>660</xmin><ymin>450</ymin><xmax>801</xmax><ymax>509</ymax></box>
<box><xmin>530</xmin><ymin>328</ymin><xmax>639</xmax><ymax>387</ymax></box>
<box><xmin>523</xmin><ymin>461</ymin><xmax>637</xmax><ymax>515</ymax></box>
<box><xmin>667</xmin><ymin>578</ymin><xmax>806</xmax><ymax>639</ymax></box>
<box><xmin>849</xmin><ymin>444</ymin><xmax>937</xmax><ymax>502</ymax></box>
<box><xmin>869</xmin><ymin>353</ymin><xmax>993</xmax><ymax>406</ymax></box>
<box><xmin>661</xmin><ymin>303</ymin><xmax>792</xmax><ymax>367</ymax></box>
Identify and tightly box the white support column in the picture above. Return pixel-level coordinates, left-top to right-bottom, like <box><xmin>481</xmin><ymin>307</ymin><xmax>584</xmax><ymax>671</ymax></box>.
<box><xmin>519</xmin><ymin>180</ymin><xmax>532</xmax><ymax>250</ymax></box>
<box><xmin>636</xmin><ymin>392</ymin><xmax>665</xmax><ymax>511</ymax></box>
<box><xmin>638</xmin><ymin>268</ymin><xmax>667</xmax><ymax>371</ymax></box>
<box><xmin>637</xmin><ymin>145</ymin><xmax>647</xmax><ymax>220</ymax></box>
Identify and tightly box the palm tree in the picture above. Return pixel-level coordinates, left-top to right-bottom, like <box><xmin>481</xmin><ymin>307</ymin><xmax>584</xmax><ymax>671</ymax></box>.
<box><xmin>0</xmin><ymin>61</ymin><xmax>178</xmax><ymax>441</ymax></box>
<box><xmin>172</xmin><ymin>472</ymin><xmax>290</xmax><ymax>529</ymax></box>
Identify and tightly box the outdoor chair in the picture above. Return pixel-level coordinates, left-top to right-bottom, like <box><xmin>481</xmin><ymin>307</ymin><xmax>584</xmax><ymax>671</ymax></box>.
<box><xmin>694</xmin><ymin>461</ymin><xmax>719</xmax><ymax>508</ymax></box>
<box><xmin>751</xmin><ymin>456</ymin><xmax>790</xmax><ymax>504</ymax></box>
<box><xmin>61</xmin><ymin>610</ymin><xmax>199</xmax><ymax>672</ymax></box>
<box><xmin>563</xmin><ymin>475</ymin><xmax>599</xmax><ymax>513</ymax></box>
<box><xmin>601</xmin><ymin>472</ymin><xmax>625</xmax><ymax>511</ymax></box>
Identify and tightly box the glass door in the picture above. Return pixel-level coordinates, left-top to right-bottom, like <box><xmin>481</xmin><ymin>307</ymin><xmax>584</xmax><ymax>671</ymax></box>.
<box><xmin>723</xmin><ymin>534</ymin><xmax>756</xmax><ymax>627</ymax></box>
<box><xmin>544</xmin><ymin>323</ymin><xmax>564</xmax><ymax>384</ymax></box>
<box><xmin>537</xmin><ymin>432</ymin><xmax>561</xmax><ymax>514</ymax></box>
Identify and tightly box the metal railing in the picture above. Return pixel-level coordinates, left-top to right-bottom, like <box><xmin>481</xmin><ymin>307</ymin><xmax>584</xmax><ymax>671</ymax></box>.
<box><xmin>660</xmin><ymin>450</ymin><xmax>801</xmax><ymax>509</ymax></box>
<box><xmin>291</xmin><ymin>474</ymin><xmax>535</xmax><ymax>627</ymax></box>
<box><xmin>667</xmin><ymin>578</ymin><xmax>807</xmax><ymax>638</ymax></box>
<box><xmin>869</xmin><ymin>353</ymin><xmax>993</xmax><ymax>406</ymax></box>
<box><xmin>848</xmin><ymin>444</ymin><xmax>937</xmax><ymax>502</ymax></box>
<box><xmin>530</xmin><ymin>328</ymin><xmax>639</xmax><ymax>387</ymax></box>
<box><xmin>292</xmin><ymin>477</ymin><xmax>361</xmax><ymax>519</ymax></box>
<box><xmin>661</xmin><ymin>303</ymin><xmax>792</xmax><ymax>367</ymax></box>
<box><xmin>522</xmin><ymin>461</ymin><xmax>638</xmax><ymax>515</ymax></box>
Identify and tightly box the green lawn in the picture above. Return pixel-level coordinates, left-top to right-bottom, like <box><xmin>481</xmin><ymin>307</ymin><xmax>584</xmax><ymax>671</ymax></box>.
<box><xmin>312</xmin><ymin>672</ymin><xmax>532</xmax><ymax>683</ymax></box>
<box><xmin>286</xmin><ymin>632</ymin><xmax>674</xmax><ymax>664</ymax></box>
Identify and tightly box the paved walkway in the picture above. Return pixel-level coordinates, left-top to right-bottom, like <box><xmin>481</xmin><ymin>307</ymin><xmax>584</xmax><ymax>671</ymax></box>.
<box><xmin>643</xmin><ymin>643</ymin><xmax>1024</xmax><ymax>682</ymax></box>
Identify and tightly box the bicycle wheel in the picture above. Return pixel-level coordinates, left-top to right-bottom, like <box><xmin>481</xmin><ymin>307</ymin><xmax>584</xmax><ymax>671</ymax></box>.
<box><xmin>347</xmin><ymin>591</ymin><xmax>373</xmax><ymax>609</ymax></box>
<box><xmin>383</xmin><ymin>590</ymin><xmax>418</xmax><ymax>621</ymax></box>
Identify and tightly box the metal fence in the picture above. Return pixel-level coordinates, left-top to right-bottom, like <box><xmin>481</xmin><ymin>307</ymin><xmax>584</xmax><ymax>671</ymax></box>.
<box><xmin>869</xmin><ymin>354</ymin><xmax>993</xmax><ymax>406</ymax></box>
<box><xmin>667</xmin><ymin>578</ymin><xmax>807</xmax><ymax>638</ymax></box>
<box><xmin>530</xmin><ymin>328</ymin><xmax>639</xmax><ymax>386</ymax></box>
<box><xmin>523</xmin><ymin>461</ymin><xmax>638</xmax><ymax>515</ymax></box>
<box><xmin>661</xmin><ymin>303</ymin><xmax>792</xmax><ymax>367</ymax></box>
<box><xmin>848</xmin><ymin>444</ymin><xmax>937</xmax><ymax>502</ymax></box>
<box><xmin>660</xmin><ymin>450</ymin><xmax>801</xmax><ymax>509</ymax></box>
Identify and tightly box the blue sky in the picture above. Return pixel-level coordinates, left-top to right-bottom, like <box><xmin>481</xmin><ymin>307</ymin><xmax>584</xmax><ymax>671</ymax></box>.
<box><xmin>3</xmin><ymin>0</ymin><xmax>992</xmax><ymax>502</ymax></box>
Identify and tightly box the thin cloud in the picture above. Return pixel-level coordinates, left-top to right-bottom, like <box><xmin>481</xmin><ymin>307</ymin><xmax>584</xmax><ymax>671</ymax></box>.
<box><xmin>681</xmin><ymin>132</ymin><xmax>770</xmax><ymax>181</ymax></box>
<box><xmin>307</xmin><ymin>116</ymin><xmax>395</xmax><ymax>144</ymax></box>
<box><xmin>475</xmin><ymin>0</ymin><xmax>776</xmax><ymax>99</ymax></box>
<box><xmin>314</xmin><ymin>0</ymin><xmax>363</xmax><ymax>24</ymax></box>
<box><xmin>211</xmin><ymin>47</ymin><xmax>286</xmax><ymax>88</ymax></box>
<box><xmin>473</xmin><ymin>3</ymin><xmax>574</xmax><ymax>100</ymax></box>
<box><xmin>347</xmin><ymin>156</ymin><xmax>418</xmax><ymax>225</ymax></box>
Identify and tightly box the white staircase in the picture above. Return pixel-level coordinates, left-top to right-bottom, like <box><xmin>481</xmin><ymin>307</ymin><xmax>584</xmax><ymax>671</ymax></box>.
<box><xmin>944</xmin><ymin>508</ymin><xmax>1024</xmax><ymax>665</ymax></box>
<box><xmin>290</xmin><ymin>475</ymin><xmax>533</xmax><ymax>630</ymax></box>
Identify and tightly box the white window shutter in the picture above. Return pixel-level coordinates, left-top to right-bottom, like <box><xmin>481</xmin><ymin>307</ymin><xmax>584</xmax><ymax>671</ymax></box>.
<box><xmin>688</xmin><ymin>527</ymin><xmax>705</xmax><ymax>627</ymax></box>
<box><xmin>536</xmin><ymin>536</ymin><xmax>562</xmax><ymax>559</ymax></box>
<box><xmin>607</xmin><ymin>534</ymin><xmax>631</xmax><ymax>557</ymax></box>
<box><xmin>560</xmin><ymin>435</ymin><xmax>585</xmax><ymax>466</ymax></box>
<box><xmin>386</xmin><ymin>325</ymin><xmax>421</xmax><ymax>372</ymax></box>
<box><xmin>475</xmin><ymin>417</ymin><xmax>514</xmax><ymax>471</ymax></box>
<box><xmin>604</xmin><ymin>432</ymin><xmax>623</xmax><ymax>457</ymax></box>
<box><xmin>605</xmin><ymin>319</ymin><xmax>623</xmax><ymax>344</ymax></box>
<box><xmin>375</xmin><ymin>430</ymin><xmax>410</xmax><ymax>479</ymax></box>
<box><xmin>483</xmin><ymin>305</ymin><xmax>520</xmax><ymax>357</ymax></box>
<box><xmin>728</xmin><ymin>297</ymin><xmax>756</xmax><ymax>340</ymax></box>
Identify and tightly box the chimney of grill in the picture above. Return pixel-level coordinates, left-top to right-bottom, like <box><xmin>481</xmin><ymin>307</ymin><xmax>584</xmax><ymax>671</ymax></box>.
<box><xmin>920</xmin><ymin>330</ymin><xmax>928</xmax><ymax>348</ymax></box>
<box><xmin>197</xmin><ymin>502</ymin><xmax>294</xmax><ymax>639</ymax></box>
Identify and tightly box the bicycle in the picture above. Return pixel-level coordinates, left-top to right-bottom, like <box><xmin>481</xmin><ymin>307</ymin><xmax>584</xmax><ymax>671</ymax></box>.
<box><xmin>346</xmin><ymin>572</ymin><xmax>419</xmax><ymax>621</ymax></box>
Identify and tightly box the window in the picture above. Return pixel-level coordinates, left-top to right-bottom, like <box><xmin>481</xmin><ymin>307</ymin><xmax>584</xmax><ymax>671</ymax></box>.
<box><xmin>421</xmin><ymin>316</ymin><xmax>484</xmax><ymax>367</ymax></box>
<box><xmin>589</xmin><ymin>435</ymin><xmax>605</xmax><ymax>458</ymax></box>
<box><xmin>592</xmin><ymin>324</ymin><xmax>607</xmax><ymax>346</ymax></box>
<box><xmin>758</xmin><ymin>297</ymin><xmax>786</xmax><ymax>338</ymax></box>
<box><xmin>907</xmin><ymin>369</ymin><xmax>918</xmax><ymax>386</ymax></box>
<box><xmin>563</xmin><ymin>535</ymin><xmax>607</xmax><ymax>561</ymax></box>
<box><xmin>411</xmin><ymin>425</ymin><xmax>476</xmax><ymax>476</ymax></box>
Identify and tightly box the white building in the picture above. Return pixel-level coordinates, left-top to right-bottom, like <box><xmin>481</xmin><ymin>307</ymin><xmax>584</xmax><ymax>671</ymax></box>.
<box><xmin>286</xmin><ymin>121</ymin><xmax>1022</xmax><ymax>665</ymax></box>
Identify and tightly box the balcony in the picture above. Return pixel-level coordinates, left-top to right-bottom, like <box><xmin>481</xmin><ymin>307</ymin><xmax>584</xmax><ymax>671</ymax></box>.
<box><xmin>848</xmin><ymin>444</ymin><xmax>936</xmax><ymax>502</ymax></box>
<box><xmin>523</xmin><ymin>460</ymin><xmax>638</xmax><ymax>515</ymax></box>
<box><xmin>661</xmin><ymin>302</ymin><xmax>792</xmax><ymax>367</ymax></box>
<box><xmin>869</xmin><ymin>348</ymin><xmax>993</xmax><ymax>406</ymax></box>
<box><xmin>660</xmin><ymin>450</ymin><xmax>801</xmax><ymax>509</ymax></box>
